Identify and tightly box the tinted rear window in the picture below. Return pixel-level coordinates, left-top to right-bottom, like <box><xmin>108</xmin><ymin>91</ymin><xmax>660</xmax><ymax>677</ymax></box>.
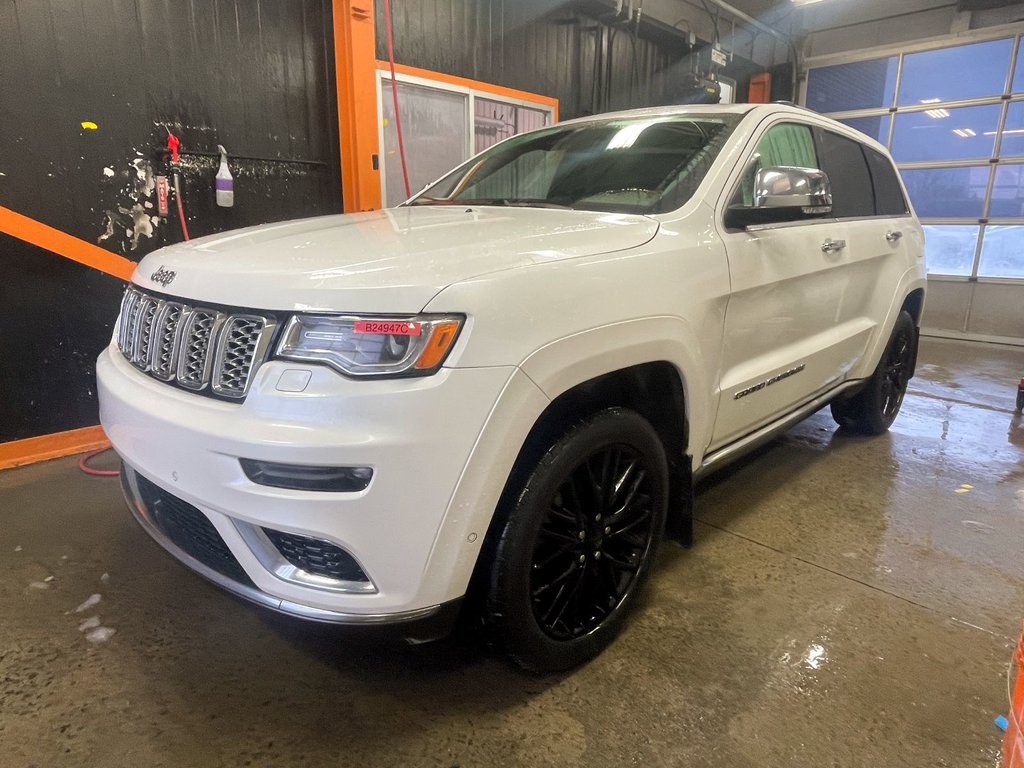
<box><xmin>817</xmin><ymin>130</ymin><xmax>875</xmax><ymax>218</ymax></box>
<box><xmin>864</xmin><ymin>146</ymin><xmax>909</xmax><ymax>216</ymax></box>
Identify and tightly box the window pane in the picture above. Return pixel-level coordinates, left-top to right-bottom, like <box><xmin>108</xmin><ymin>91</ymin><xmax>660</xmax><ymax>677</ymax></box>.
<box><xmin>989</xmin><ymin>164</ymin><xmax>1024</xmax><ymax>218</ymax></box>
<box><xmin>759</xmin><ymin>123</ymin><xmax>817</xmax><ymax>166</ymax></box>
<box><xmin>1014</xmin><ymin>39</ymin><xmax>1024</xmax><ymax>93</ymax></box>
<box><xmin>422</xmin><ymin>116</ymin><xmax>741</xmax><ymax>215</ymax></box>
<box><xmin>838</xmin><ymin>115</ymin><xmax>891</xmax><ymax>145</ymax></box>
<box><xmin>923</xmin><ymin>225</ymin><xmax>980</xmax><ymax>276</ymax></box>
<box><xmin>891</xmin><ymin>104</ymin><xmax>1001</xmax><ymax>162</ymax></box>
<box><xmin>897</xmin><ymin>38</ymin><xmax>1013</xmax><ymax>105</ymax></box>
<box><xmin>977</xmin><ymin>225</ymin><xmax>1024</xmax><ymax>277</ymax></box>
<box><xmin>474</xmin><ymin>98</ymin><xmax>551</xmax><ymax>153</ymax></box>
<box><xmin>864</xmin><ymin>147</ymin><xmax>909</xmax><ymax>216</ymax></box>
<box><xmin>381</xmin><ymin>78</ymin><xmax>468</xmax><ymax>207</ymax></box>
<box><xmin>900</xmin><ymin>166</ymin><xmax>990</xmax><ymax>218</ymax></box>
<box><xmin>806</xmin><ymin>57</ymin><xmax>898</xmax><ymax>113</ymax></box>
<box><xmin>818</xmin><ymin>131</ymin><xmax>874</xmax><ymax>218</ymax></box>
<box><xmin>734</xmin><ymin>123</ymin><xmax>817</xmax><ymax>207</ymax></box>
<box><xmin>475</xmin><ymin>98</ymin><xmax>517</xmax><ymax>153</ymax></box>
<box><xmin>999</xmin><ymin>102</ymin><xmax>1024</xmax><ymax>158</ymax></box>
<box><xmin>459</xmin><ymin>149</ymin><xmax>554</xmax><ymax>200</ymax></box>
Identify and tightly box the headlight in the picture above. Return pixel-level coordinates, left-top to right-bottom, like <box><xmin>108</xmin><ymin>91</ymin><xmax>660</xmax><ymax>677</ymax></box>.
<box><xmin>275</xmin><ymin>314</ymin><xmax>463</xmax><ymax>377</ymax></box>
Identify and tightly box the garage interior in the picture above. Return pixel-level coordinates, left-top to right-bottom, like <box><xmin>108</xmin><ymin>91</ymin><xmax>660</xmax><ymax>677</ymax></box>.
<box><xmin>2</xmin><ymin>1</ymin><xmax>1024</xmax><ymax>766</ymax></box>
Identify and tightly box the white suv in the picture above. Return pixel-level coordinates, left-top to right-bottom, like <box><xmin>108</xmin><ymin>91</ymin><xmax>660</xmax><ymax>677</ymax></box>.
<box><xmin>97</xmin><ymin>103</ymin><xmax>925</xmax><ymax>672</ymax></box>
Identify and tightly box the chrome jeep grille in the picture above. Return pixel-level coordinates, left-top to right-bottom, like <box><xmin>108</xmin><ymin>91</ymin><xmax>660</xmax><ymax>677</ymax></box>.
<box><xmin>176</xmin><ymin>310</ymin><xmax>221</xmax><ymax>390</ymax></box>
<box><xmin>116</xmin><ymin>286</ymin><xmax>276</xmax><ymax>400</ymax></box>
<box><xmin>214</xmin><ymin>316</ymin><xmax>267</xmax><ymax>396</ymax></box>
<box><xmin>150</xmin><ymin>302</ymin><xmax>186</xmax><ymax>380</ymax></box>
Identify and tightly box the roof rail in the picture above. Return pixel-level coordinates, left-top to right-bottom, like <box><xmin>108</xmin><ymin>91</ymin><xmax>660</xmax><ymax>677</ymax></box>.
<box><xmin>771</xmin><ymin>100</ymin><xmax>817</xmax><ymax>113</ymax></box>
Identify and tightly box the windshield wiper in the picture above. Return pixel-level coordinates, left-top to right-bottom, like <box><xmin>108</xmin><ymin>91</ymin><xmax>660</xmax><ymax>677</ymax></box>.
<box><xmin>461</xmin><ymin>198</ymin><xmax>573</xmax><ymax>210</ymax></box>
<box><xmin>406</xmin><ymin>197</ymin><xmax>572</xmax><ymax>209</ymax></box>
<box><xmin>406</xmin><ymin>196</ymin><xmax>455</xmax><ymax>206</ymax></box>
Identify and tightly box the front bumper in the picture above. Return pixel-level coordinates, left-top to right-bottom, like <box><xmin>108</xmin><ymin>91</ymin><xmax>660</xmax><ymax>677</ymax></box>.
<box><xmin>97</xmin><ymin>343</ymin><xmax>530</xmax><ymax>619</ymax></box>
<box><xmin>120</xmin><ymin>465</ymin><xmax>451</xmax><ymax>626</ymax></box>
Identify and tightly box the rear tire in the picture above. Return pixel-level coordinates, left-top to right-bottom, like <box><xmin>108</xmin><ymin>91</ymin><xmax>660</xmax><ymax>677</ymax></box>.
<box><xmin>484</xmin><ymin>408</ymin><xmax>668</xmax><ymax>673</ymax></box>
<box><xmin>831</xmin><ymin>310</ymin><xmax>917</xmax><ymax>435</ymax></box>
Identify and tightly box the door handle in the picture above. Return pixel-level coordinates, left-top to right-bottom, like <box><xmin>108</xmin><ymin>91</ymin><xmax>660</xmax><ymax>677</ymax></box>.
<box><xmin>821</xmin><ymin>238</ymin><xmax>847</xmax><ymax>254</ymax></box>
<box><xmin>886</xmin><ymin>230</ymin><xmax>903</xmax><ymax>243</ymax></box>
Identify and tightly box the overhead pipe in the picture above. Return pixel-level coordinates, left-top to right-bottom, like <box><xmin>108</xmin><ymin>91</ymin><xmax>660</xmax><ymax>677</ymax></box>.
<box><xmin>697</xmin><ymin>0</ymin><xmax>800</xmax><ymax>101</ymax></box>
<box><xmin>603</xmin><ymin>0</ymin><xmax>800</xmax><ymax>100</ymax></box>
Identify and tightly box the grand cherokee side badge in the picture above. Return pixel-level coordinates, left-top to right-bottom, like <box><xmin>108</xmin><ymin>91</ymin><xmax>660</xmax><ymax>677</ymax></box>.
<box><xmin>151</xmin><ymin>265</ymin><xmax>177</xmax><ymax>287</ymax></box>
<box><xmin>734</xmin><ymin>364</ymin><xmax>806</xmax><ymax>400</ymax></box>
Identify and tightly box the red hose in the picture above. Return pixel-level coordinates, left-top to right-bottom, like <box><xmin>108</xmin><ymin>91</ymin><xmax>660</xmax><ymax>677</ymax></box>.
<box><xmin>383</xmin><ymin>0</ymin><xmax>411</xmax><ymax>199</ymax></box>
<box><xmin>174</xmin><ymin>172</ymin><xmax>191</xmax><ymax>241</ymax></box>
<box><xmin>78</xmin><ymin>448</ymin><xmax>119</xmax><ymax>477</ymax></box>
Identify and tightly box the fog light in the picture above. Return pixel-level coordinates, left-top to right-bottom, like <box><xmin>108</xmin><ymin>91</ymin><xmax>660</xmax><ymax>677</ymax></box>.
<box><xmin>240</xmin><ymin>459</ymin><xmax>373</xmax><ymax>492</ymax></box>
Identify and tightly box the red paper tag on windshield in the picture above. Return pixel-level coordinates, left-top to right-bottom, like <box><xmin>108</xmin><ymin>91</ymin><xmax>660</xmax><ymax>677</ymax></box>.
<box><xmin>354</xmin><ymin>320</ymin><xmax>422</xmax><ymax>336</ymax></box>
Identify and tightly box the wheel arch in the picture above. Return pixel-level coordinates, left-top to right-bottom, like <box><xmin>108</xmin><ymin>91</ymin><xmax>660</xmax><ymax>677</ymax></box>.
<box><xmin>512</xmin><ymin>361</ymin><xmax>690</xmax><ymax>488</ymax></box>
<box><xmin>464</xmin><ymin>360</ymin><xmax>695</xmax><ymax>615</ymax></box>
<box><xmin>900</xmin><ymin>287</ymin><xmax>926</xmax><ymax>378</ymax></box>
<box><xmin>901</xmin><ymin>287</ymin><xmax>925</xmax><ymax>327</ymax></box>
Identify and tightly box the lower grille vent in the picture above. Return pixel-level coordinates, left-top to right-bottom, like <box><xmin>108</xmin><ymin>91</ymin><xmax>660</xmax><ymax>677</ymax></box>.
<box><xmin>135</xmin><ymin>474</ymin><xmax>254</xmax><ymax>587</ymax></box>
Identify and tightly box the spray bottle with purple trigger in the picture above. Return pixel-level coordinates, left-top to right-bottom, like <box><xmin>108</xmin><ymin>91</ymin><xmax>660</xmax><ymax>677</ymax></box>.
<box><xmin>216</xmin><ymin>144</ymin><xmax>234</xmax><ymax>208</ymax></box>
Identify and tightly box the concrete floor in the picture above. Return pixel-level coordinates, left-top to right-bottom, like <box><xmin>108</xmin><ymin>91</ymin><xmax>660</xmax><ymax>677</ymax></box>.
<box><xmin>2</xmin><ymin>337</ymin><xmax>1022</xmax><ymax>767</ymax></box>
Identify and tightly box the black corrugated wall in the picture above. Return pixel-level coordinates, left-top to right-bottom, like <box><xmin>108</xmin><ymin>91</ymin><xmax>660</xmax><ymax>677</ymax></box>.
<box><xmin>0</xmin><ymin>0</ymin><xmax>342</xmax><ymax>443</ymax></box>
<box><xmin>374</xmin><ymin>0</ymin><xmax>765</xmax><ymax>119</ymax></box>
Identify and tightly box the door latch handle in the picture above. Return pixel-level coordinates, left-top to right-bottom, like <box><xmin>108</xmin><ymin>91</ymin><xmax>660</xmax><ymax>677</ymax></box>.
<box><xmin>821</xmin><ymin>238</ymin><xmax>847</xmax><ymax>254</ymax></box>
<box><xmin>886</xmin><ymin>230</ymin><xmax>903</xmax><ymax>243</ymax></box>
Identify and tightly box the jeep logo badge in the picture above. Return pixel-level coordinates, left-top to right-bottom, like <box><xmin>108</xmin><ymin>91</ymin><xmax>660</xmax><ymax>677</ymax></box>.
<box><xmin>151</xmin><ymin>266</ymin><xmax>177</xmax><ymax>287</ymax></box>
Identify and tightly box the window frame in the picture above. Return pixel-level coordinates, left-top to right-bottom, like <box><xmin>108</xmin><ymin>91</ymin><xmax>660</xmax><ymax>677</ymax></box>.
<box><xmin>803</xmin><ymin>24</ymin><xmax>1024</xmax><ymax>283</ymax></box>
<box><xmin>375</xmin><ymin>65</ymin><xmax>557</xmax><ymax>208</ymax></box>
<box><xmin>719</xmin><ymin>114</ymin><xmax>910</xmax><ymax>232</ymax></box>
<box><xmin>720</xmin><ymin>116</ymin><xmax>833</xmax><ymax>231</ymax></box>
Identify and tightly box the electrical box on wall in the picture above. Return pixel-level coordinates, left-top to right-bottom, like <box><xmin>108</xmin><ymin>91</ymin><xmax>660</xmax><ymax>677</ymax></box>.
<box><xmin>671</xmin><ymin>74</ymin><xmax>722</xmax><ymax>104</ymax></box>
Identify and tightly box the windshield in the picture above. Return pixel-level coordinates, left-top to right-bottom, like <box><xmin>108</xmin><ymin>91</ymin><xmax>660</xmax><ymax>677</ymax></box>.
<box><xmin>409</xmin><ymin>114</ymin><xmax>741</xmax><ymax>215</ymax></box>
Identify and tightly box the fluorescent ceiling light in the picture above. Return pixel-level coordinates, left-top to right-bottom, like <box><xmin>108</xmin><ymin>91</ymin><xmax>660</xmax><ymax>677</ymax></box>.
<box><xmin>952</xmin><ymin>128</ymin><xmax>976</xmax><ymax>138</ymax></box>
<box><xmin>925</xmin><ymin>109</ymin><xmax>950</xmax><ymax>119</ymax></box>
<box><xmin>920</xmin><ymin>98</ymin><xmax>942</xmax><ymax>104</ymax></box>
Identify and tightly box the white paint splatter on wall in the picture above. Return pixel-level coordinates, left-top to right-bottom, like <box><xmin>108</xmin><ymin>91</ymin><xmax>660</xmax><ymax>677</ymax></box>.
<box><xmin>97</xmin><ymin>156</ymin><xmax>162</xmax><ymax>251</ymax></box>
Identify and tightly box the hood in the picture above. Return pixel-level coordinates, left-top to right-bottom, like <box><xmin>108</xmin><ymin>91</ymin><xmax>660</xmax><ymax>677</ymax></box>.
<box><xmin>131</xmin><ymin>206</ymin><xmax>659</xmax><ymax>313</ymax></box>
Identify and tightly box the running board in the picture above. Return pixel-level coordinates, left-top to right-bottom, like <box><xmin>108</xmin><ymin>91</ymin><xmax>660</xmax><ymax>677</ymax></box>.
<box><xmin>695</xmin><ymin>380</ymin><xmax>863</xmax><ymax>481</ymax></box>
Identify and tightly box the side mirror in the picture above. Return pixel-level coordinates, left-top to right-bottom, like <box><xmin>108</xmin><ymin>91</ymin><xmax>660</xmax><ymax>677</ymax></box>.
<box><xmin>725</xmin><ymin>166</ymin><xmax>833</xmax><ymax>229</ymax></box>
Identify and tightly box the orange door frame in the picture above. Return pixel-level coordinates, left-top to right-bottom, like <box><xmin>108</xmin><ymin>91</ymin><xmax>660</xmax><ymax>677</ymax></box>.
<box><xmin>334</xmin><ymin>0</ymin><xmax>382</xmax><ymax>212</ymax></box>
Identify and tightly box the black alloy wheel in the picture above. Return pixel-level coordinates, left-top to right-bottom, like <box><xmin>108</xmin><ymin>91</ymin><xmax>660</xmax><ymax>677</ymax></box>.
<box><xmin>879</xmin><ymin>319</ymin><xmax>913</xmax><ymax>422</ymax></box>
<box><xmin>530</xmin><ymin>444</ymin><xmax>658</xmax><ymax>641</ymax></box>
<box><xmin>485</xmin><ymin>407</ymin><xmax>669</xmax><ymax>673</ymax></box>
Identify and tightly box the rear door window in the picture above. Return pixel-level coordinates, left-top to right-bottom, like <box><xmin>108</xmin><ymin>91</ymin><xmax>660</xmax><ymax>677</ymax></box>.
<box><xmin>864</xmin><ymin>146</ymin><xmax>909</xmax><ymax>216</ymax></box>
<box><xmin>816</xmin><ymin>130</ymin><xmax>875</xmax><ymax>218</ymax></box>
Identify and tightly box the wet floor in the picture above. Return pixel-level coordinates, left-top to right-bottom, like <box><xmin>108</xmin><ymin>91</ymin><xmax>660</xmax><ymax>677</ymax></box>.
<box><xmin>1</xmin><ymin>337</ymin><xmax>1022</xmax><ymax>767</ymax></box>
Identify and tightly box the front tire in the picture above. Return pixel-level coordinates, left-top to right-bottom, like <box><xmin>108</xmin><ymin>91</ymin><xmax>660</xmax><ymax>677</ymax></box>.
<box><xmin>485</xmin><ymin>408</ymin><xmax>669</xmax><ymax>673</ymax></box>
<box><xmin>831</xmin><ymin>310</ymin><xmax>917</xmax><ymax>435</ymax></box>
